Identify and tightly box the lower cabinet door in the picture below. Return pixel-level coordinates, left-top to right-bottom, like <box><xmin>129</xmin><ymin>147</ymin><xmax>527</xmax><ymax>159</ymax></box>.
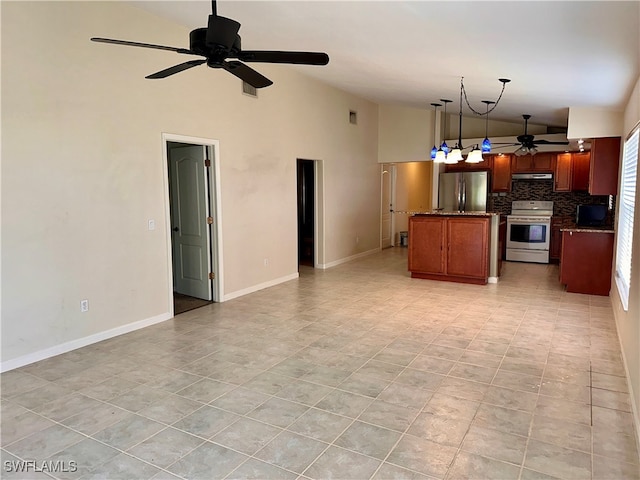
<box><xmin>408</xmin><ymin>217</ymin><xmax>446</xmax><ymax>274</ymax></box>
<box><xmin>446</xmin><ymin>218</ymin><xmax>489</xmax><ymax>279</ymax></box>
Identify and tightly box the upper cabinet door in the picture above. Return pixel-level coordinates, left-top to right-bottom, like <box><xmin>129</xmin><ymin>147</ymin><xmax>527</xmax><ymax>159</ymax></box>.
<box><xmin>511</xmin><ymin>153</ymin><xmax>554</xmax><ymax>173</ymax></box>
<box><xmin>532</xmin><ymin>153</ymin><xmax>554</xmax><ymax>172</ymax></box>
<box><xmin>589</xmin><ymin>137</ymin><xmax>621</xmax><ymax>195</ymax></box>
<box><xmin>554</xmin><ymin>153</ymin><xmax>572</xmax><ymax>192</ymax></box>
<box><xmin>571</xmin><ymin>152</ymin><xmax>591</xmax><ymax>191</ymax></box>
<box><xmin>491</xmin><ymin>154</ymin><xmax>512</xmax><ymax>192</ymax></box>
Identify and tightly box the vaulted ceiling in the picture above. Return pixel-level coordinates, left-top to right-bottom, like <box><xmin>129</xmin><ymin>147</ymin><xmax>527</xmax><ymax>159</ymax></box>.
<box><xmin>129</xmin><ymin>1</ymin><xmax>639</xmax><ymax>128</ymax></box>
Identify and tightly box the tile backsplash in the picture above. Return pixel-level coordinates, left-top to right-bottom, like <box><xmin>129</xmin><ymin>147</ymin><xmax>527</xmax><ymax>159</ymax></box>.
<box><xmin>489</xmin><ymin>179</ymin><xmax>613</xmax><ymax>218</ymax></box>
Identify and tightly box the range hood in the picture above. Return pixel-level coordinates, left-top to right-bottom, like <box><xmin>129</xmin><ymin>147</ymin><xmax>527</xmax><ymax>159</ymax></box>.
<box><xmin>512</xmin><ymin>173</ymin><xmax>553</xmax><ymax>180</ymax></box>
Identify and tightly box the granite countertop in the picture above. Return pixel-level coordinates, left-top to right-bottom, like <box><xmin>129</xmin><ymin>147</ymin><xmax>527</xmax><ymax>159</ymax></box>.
<box><xmin>407</xmin><ymin>211</ymin><xmax>499</xmax><ymax>217</ymax></box>
<box><xmin>560</xmin><ymin>226</ymin><xmax>615</xmax><ymax>234</ymax></box>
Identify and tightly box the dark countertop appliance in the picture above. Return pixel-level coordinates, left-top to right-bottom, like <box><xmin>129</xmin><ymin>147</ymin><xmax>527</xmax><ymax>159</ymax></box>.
<box><xmin>576</xmin><ymin>204</ymin><xmax>608</xmax><ymax>227</ymax></box>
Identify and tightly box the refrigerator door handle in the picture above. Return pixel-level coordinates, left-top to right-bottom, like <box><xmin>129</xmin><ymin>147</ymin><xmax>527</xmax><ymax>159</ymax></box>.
<box><xmin>461</xmin><ymin>179</ymin><xmax>467</xmax><ymax>212</ymax></box>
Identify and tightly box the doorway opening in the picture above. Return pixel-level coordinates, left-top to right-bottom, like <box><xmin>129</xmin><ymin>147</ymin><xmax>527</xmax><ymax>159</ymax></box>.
<box><xmin>297</xmin><ymin>159</ymin><xmax>315</xmax><ymax>268</ymax></box>
<box><xmin>163</xmin><ymin>134</ymin><xmax>223</xmax><ymax>315</ymax></box>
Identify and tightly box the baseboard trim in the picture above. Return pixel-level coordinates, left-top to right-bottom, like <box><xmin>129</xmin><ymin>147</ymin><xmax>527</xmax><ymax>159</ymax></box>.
<box><xmin>1</xmin><ymin>312</ymin><xmax>173</xmax><ymax>373</ymax></box>
<box><xmin>611</xmin><ymin>290</ymin><xmax>640</xmax><ymax>463</ymax></box>
<box><xmin>317</xmin><ymin>247</ymin><xmax>381</xmax><ymax>270</ymax></box>
<box><xmin>222</xmin><ymin>272</ymin><xmax>299</xmax><ymax>302</ymax></box>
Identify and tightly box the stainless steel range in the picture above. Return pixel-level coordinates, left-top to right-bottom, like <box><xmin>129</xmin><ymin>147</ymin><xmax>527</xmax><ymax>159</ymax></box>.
<box><xmin>506</xmin><ymin>200</ymin><xmax>553</xmax><ymax>264</ymax></box>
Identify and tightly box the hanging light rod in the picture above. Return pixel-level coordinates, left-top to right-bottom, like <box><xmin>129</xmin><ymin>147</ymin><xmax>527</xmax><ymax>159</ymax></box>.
<box><xmin>430</xmin><ymin>103</ymin><xmax>441</xmax><ymax>160</ymax></box>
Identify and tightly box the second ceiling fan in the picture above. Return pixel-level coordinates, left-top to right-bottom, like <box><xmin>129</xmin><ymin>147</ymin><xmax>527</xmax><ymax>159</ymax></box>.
<box><xmin>493</xmin><ymin>115</ymin><xmax>569</xmax><ymax>156</ymax></box>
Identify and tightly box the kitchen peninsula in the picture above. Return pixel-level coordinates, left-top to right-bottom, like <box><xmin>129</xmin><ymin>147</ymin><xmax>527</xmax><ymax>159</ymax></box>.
<box><xmin>408</xmin><ymin>212</ymin><xmax>501</xmax><ymax>285</ymax></box>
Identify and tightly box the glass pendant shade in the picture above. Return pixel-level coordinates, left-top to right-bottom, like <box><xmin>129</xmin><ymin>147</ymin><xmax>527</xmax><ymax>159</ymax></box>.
<box><xmin>530</xmin><ymin>146</ymin><xmax>538</xmax><ymax>155</ymax></box>
<box><xmin>481</xmin><ymin>137</ymin><xmax>491</xmax><ymax>153</ymax></box>
<box><xmin>431</xmin><ymin>145</ymin><xmax>438</xmax><ymax>160</ymax></box>
<box><xmin>434</xmin><ymin>149</ymin><xmax>446</xmax><ymax>163</ymax></box>
<box><xmin>515</xmin><ymin>146</ymin><xmax>529</xmax><ymax>156</ymax></box>
<box><xmin>446</xmin><ymin>146</ymin><xmax>463</xmax><ymax>163</ymax></box>
<box><xmin>466</xmin><ymin>147</ymin><xmax>483</xmax><ymax>163</ymax></box>
<box><xmin>440</xmin><ymin>141</ymin><xmax>449</xmax><ymax>154</ymax></box>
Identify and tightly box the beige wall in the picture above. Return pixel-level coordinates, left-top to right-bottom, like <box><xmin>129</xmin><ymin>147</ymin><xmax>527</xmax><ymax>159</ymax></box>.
<box><xmin>1</xmin><ymin>2</ymin><xmax>380</xmax><ymax>366</ymax></box>
<box><xmin>611</xmin><ymin>75</ymin><xmax>640</xmax><ymax>440</ymax></box>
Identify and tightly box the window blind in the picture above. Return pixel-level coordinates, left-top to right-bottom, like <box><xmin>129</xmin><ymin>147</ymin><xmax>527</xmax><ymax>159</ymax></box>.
<box><xmin>615</xmin><ymin>127</ymin><xmax>638</xmax><ymax>310</ymax></box>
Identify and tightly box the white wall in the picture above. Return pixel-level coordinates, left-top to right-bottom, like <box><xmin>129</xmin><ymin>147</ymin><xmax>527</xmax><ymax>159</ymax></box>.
<box><xmin>610</xmin><ymin>75</ymin><xmax>640</xmax><ymax>445</ymax></box>
<box><xmin>567</xmin><ymin>106</ymin><xmax>625</xmax><ymax>139</ymax></box>
<box><xmin>1</xmin><ymin>2</ymin><xmax>380</xmax><ymax>367</ymax></box>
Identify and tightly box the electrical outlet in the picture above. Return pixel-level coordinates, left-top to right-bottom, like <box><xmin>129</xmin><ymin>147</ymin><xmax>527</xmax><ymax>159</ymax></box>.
<box><xmin>356</xmin><ymin>236</ymin><xmax>359</xmax><ymax>244</ymax></box>
<box><xmin>80</xmin><ymin>300</ymin><xmax>89</xmax><ymax>312</ymax></box>
<box><xmin>148</xmin><ymin>219</ymin><xmax>155</xmax><ymax>230</ymax></box>
<box><xmin>264</xmin><ymin>258</ymin><xmax>269</xmax><ymax>267</ymax></box>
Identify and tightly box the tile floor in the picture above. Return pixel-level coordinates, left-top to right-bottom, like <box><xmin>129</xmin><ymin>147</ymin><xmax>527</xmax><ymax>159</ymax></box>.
<box><xmin>1</xmin><ymin>248</ymin><xmax>639</xmax><ymax>479</ymax></box>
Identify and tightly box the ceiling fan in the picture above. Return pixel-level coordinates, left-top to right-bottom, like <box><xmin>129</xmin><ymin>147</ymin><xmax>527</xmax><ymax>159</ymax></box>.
<box><xmin>91</xmin><ymin>0</ymin><xmax>329</xmax><ymax>89</ymax></box>
<box><xmin>494</xmin><ymin>114</ymin><xmax>569</xmax><ymax>156</ymax></box>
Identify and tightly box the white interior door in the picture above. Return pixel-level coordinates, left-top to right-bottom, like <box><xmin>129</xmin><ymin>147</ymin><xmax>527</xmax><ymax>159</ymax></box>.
<box><xmin>381</xmin><ymin>163</ymin><xmax>397</xmax><ymax>247</ymax></box>
<box><xmin>169</xmin><ymin>145</ymin><xmax>212</xmax><ymax>300</ymax></box>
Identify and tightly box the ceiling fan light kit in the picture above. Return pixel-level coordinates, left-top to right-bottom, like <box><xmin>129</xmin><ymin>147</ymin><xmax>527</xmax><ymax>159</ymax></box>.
<box><xmin>90</xmin><ymin>0</ymin><xmax>329</xmax><ymax>88</ymax></box>
<box><xmin>430</xmin><ymin>77</ymin><xmax>510</xmax><ymax>163</ymax></box>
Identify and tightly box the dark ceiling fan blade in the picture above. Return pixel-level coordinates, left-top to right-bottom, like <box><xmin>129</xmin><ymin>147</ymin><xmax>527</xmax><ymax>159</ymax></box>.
<box><xmin>146</xmin><ymin>60</ymin><xmax>207</xmax><ymax>79</ymax></box>
<box><xmin>222</xmin><ymin>61</ymin><xmax>273</xmax><ymax>88</ymax></box>
<box><xmin>238</xmin><ymin>50</ymin><xmax>329</xmax><ymax>65</ymax></box>
<box><xmin>533</xmin><ymin>140</ymin><xmax>570</xmax><ymax>145</ymax></box>
<box><xmin>91</xmin><ymin>37</ymin><xmax>193</xmax><ymax>54</ymax></box>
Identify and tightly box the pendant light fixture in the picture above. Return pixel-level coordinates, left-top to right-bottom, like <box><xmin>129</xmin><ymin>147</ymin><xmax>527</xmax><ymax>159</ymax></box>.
<box><xmin>481</xmin><ymin>100</ymin><xmax>495</xmax><ymax>153</ymax></box>
<box><xmin>434</xmin><ymin>99</ymin><xmax>452</xmax><ymax>163</ymax></box>
<box><xmin>430</xmin><ymin>102</ymin><xmax>441</xmax><ymax>160</ymax></box>
<box><xmin>430</xmin><ymin>77</ymin><xmax>510</xmax><ymax>163</ymax></box>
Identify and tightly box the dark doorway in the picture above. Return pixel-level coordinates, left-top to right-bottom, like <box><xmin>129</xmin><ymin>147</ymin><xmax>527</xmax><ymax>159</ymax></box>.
<box><xmin>297</xmin><ymin>159</ymin><xmax>315</xmax><ymax>267</ymax></box>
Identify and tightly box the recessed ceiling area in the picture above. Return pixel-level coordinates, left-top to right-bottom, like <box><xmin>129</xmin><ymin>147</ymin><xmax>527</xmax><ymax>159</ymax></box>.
<box><xmin>129</xmin><ymin>1</ymin><xmax>639</xmax><ymax>128</ymax></box>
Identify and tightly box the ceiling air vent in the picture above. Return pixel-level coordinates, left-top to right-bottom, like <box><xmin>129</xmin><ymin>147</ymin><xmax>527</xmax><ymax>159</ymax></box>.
<box><xmin>242</xmin><ymin>81</ymin><xmax>258</xmax><ymax>97</ymax></box>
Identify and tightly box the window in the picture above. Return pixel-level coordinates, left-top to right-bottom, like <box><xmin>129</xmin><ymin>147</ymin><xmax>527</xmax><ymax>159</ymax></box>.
<box><xmin>615</xmin><ymin>126</ymin><xmax>639</xmax><ymax>310</ymax></box>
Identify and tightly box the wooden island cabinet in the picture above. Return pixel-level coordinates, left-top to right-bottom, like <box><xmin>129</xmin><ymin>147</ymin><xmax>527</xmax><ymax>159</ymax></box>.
<box><xmin>409</xmin><ymin>214</ymin><xmax>491</xmax><ymax>284</ymax></box>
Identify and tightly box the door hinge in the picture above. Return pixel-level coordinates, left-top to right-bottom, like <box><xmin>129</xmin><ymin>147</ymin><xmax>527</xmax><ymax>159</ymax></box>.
<box><xmin>209</xmin><ymin>272</ymin><xmax>215</xmax><ymax>280</ymax></box>
<box><xmin>205</xmin><ymin>159</ymin><xmax>211</xmax><ymax>167</ymax></box>
<box><xmin>207</xmin><ymin>216</ymin><xmax>213</xmax><ymax>224</ymax></box>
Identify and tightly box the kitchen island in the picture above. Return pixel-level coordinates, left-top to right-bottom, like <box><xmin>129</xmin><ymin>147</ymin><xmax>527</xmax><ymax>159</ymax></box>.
<box><xmin>408</xmin><ymin>212</ymin><xmax>501</xmax><ymax>285</ymax></box>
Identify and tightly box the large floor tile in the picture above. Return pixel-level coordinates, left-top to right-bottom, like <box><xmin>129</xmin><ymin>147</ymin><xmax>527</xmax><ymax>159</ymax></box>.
<box><xmin>1</xmin><ymin>251</ymin><xmax>638</xmax><ymax>480</ymax></box>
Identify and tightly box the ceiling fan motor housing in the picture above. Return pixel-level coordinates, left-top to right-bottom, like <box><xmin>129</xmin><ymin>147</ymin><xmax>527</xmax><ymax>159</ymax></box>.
<box><xmin>205</xmin><ymin>15</ymin><xmax>240</xmax><ymax>50</ymax></box>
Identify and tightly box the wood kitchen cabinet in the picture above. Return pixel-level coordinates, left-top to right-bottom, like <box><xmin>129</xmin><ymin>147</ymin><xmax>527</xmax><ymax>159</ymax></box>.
<box><xmin>491</xmin><ymin>154</ymin><xmax>512</xmax><ymax>192</ymax></box>
<box><xmin>589</xmin><ymin>137</ymin><xmax>621</xmax><ymax>195</ymax></box>
<box><xmin>409</xmin><ymin>215</ymin><xmax>489</xmax><ymax>284</ymax></box>
<box><xmin>571</xmin><ymin>152</ymin><xmax>591</xmax><ymax>191</ymax></box>
<box><xmin>550</xmin><ymin>216</ymin><xmax>572</xmax><ymax>260</ymax></box>
<box><xmin>554</xmin><ymin>153</ymin><xmax>572</xmax><ymax>192</ymax></box>
<box><xmin>444</xmin><ymin>156</ymin><xmax>492</xmax><ymax>172</ymax></box>
<box><xmin>408</xmin><ymin>216</ymin><xmax>445</xmax><ymax>275</ymax></box>
<box><xmin>511</xmin><ymin>153</ymin><xmax>554</xmax><ymax>173</ymax></box>
<box><xmin>560</xmin><ymin>229</ymin><xmax>614</xmax><ymax>295</ymax></box>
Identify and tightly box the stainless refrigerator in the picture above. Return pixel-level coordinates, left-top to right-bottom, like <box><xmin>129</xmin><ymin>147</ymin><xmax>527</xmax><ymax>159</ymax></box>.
<box><xmin>438</xmin><ymin>171</ymin><xmax>488</xmax><ymax>212</ymax></box>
